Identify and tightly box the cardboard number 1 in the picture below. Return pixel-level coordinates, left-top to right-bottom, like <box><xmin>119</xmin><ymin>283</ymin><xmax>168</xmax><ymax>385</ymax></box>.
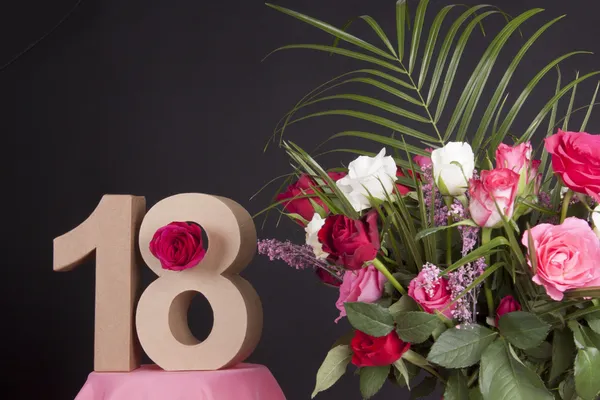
<box><xmin>53</xmin><ymin>193</ymin><xmax>263</xmax><ymax>372</ymax></box>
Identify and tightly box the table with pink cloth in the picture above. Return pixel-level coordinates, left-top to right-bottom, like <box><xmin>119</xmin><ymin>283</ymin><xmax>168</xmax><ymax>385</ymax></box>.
<box><xmin>75</xmin><ymin>364</ymin><xmax>286</xmax><ymax>400</ymax></box>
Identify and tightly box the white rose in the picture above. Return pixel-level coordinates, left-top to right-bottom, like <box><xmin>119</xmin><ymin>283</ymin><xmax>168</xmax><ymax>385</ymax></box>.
<box><xmin>305</xmin><ymin>213</ymin><xmax>328</xmax><ymax>259</ymax></box>
<box><xmin>593</xmin><ymin>204</ymin><xmax>600</xmax><ymax>239</ymax></box>
<box><xmin>431</xmin><ymin>142</ymin><xmax>475</xmax><ymax>196</ymax></box>
<box><xmin>336</xmin><ymin>148</ymin><xmax>397</xmax><ymax>211</ymax></box>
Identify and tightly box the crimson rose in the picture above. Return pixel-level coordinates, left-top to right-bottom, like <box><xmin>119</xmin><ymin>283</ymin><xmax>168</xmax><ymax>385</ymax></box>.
<box><xmin>351</xmin><ymin>330</ymin><xmax>410</xmax><ymax>367</ymax></box>
<box><xmin>318</xmin><ymin>210</ymin><xmax>380</xmax><ymax>270</ymax></box>
<box><xmin>495</xmin><ymin>295</ymin><xmax>521</xmax><ymax>325</ymax></box>
<box><xmin>149</xmin><ymin>221</ymin><xmax>206</xmax><ymax>271</ymax></box>
<box><xmin>545</xmin><ymin>129</ymin><xmax>600</xmax><ymax>202</ymax></box>
<box><xmin>276</xmin><ymin>172</ymin><xmax>346</xmax><ymax>224</ymax></box>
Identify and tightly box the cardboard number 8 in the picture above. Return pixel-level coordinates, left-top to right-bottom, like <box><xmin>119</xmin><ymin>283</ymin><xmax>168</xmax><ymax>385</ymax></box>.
<box><xmin>136</xmin><ymin>193</ymin><xmax>263</xmax><ymax>370</ymax></box>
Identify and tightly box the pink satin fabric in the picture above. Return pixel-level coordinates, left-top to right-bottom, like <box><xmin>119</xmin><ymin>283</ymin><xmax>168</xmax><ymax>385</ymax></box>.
<box><xmin>75</xmin><ymin>364</ymin><xmax>286</xmax><ymax>400</ymax></box>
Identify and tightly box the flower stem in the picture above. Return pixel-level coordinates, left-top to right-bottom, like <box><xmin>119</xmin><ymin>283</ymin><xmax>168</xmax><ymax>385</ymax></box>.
<box><xmin>560</xmin><ymin>189</ymin><xmax>574</xmax><ymax>223</ymax></box>
<box><xmin>444</xmin><ymin>196</ymin><xmax>454</xmax><ymax>267</ymax></box>
<box><xmin>372</xmin><ymin>258</ymin><xmax>407</xmax><ymax>296</ymax></box>
<box><xmin>482</xmin><ymin>228</ymin><xmax>495</xmax><ymax>319</ymax></box>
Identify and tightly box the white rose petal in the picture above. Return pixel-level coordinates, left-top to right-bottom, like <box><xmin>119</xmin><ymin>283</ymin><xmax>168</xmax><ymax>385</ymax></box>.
<box><xmin>431</xmin><ymin>142</ymin><xmax>475</xmax><ymax>196</ymax></box>
<box><xmin>593</xmin><ymin>205</ymin><xmax>600</xmax><ymax>239</ymax></box>
<box><xmin>305</xmin><ymin>213</ymin><xmax>328</xmax><ymax>259</ymax></box>
<box><xmin>336</xmin><ymin>148</ymin><xmax>397</xmax><ymax>211</ymax></box>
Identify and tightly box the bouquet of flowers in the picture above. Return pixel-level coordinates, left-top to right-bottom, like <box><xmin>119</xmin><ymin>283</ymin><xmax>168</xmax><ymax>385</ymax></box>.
<box><xmin>257</xmin><ymin>1</ymin><xmax>600</xmax><ymax>399</ymax></box>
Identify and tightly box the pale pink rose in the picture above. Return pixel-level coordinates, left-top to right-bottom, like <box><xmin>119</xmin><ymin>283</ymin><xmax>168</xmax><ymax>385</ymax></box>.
<box><xmin>408</xmin><ymin>268</ymin><xmax>454</xmax><ymax>319</ymax></box>
<box><xmin>521</xmin><ymin>217</ymin><xmax>600</xmax><ymax>301</ymax></box>
<box><xmin>335</xmin><ymin>265</ymin><xmax>386</xmax><ymax>322</ymax></box>
<box><xmin>496</xmin><ymin>142</ymin><xmax>532</xmax><ymax>173</ymax></box>
<box><xmin>469</xmin><ymin>168</ymin><xmax>520</xmax><ymax>228</ymax></box>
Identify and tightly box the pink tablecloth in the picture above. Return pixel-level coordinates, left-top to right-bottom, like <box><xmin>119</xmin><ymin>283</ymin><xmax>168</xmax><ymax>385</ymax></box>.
<box><xmin>75</xmin><ymin>364</ymin><xmax>286</xmax><ymax>400</ymax></box>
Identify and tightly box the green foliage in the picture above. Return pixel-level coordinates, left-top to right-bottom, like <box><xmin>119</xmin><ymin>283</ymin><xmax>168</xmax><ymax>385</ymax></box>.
<box><xmin>550</xmin><ymin>328</ymin><xmax>576</xmax><ymax>383</ymax></box>
<box><xmin>427</xmin><ymin>325</ymin><xmax>497</xmax><ymax>368</ymax></box>
<box><xmin>444</xmin><ymin>371</ymin><xmax>469</xmax><ymax>400</ymax></box>
<box><xmin>345</xmin><ymin>302</ymin><xmax>395</xmax><ymax>337</ymax></box>
<box><xmin>312</xmin><ymin>345</ymin><xmax>352</xmax><ymax>398</ymax></box>
<box><xmin>574</xmin><ymin>348</ymin><xmax>600</xmax><ymax>400</ymax></box>
<box><xmin>359</xmin><ymin>365</ymin><xmax>390</xmax><ymax>399</ymax></box>
<box><xmin>498</xmin><ymin>311</ymin><xmax>551</xmax><ymax>349</ymax></box>
<box><xmin>394</xmin><ymin>311</ymin><xmax>444</xmax><ymax>343</ymax></box>
<box><xmin>479</xmin><ymin>340</ymin><xmax>553</xmax><ymax>400</ymax></box>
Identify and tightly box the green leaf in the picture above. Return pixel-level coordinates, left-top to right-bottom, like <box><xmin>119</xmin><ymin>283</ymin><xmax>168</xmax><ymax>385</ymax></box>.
<box><xmin>395</xmin><ymin>311</ymin><xmax>443</xmax><ymax>344</ymax></box>
<box><xmin>360</xmin><ymin>365</ymin><xmax>389</xmax><ymax>399</ymax></box>
<box><xmin>410</xmin><ymin>375</ymin><xmax>437</xmax><ymax>399</ymax></box>
<box><xmin>559</xmin><ymin>374</ymin><xmax>580</xmax><ymax>400</ymax></box>
<box><xmin>389</xmin><ymin>296</ymin><xmax>419</xmax><ymax>318</ymax></box>
<box><xmin>524</xmin><ymin>341</ymin><xmax>552</xmax><ymax>361</ymax></box>
<box><xmin>479</xmin><ymin>340</ymin><xmax>553</xmax><ymax>400</ymax></box>
<box><xmin>264</xmin><ymin>44</ymin><xmax>406</xmax><ymax>74</ymax></box>
<box><xmin>585</xmin><ymin>311</ymin><xmax>600</xmax><ymax>334</ymax></box>
<box><xmin>312</xmin><ymin>345</ymin><xmax>352</xmax><ymax>398</ymax></box>
<box><xmin>498</xmin><ymin>311</ymin><xmax>551</xmax><ymax>349</ymax></box>
<box><xmin>427</xmin><ymin>325</ymin><xmax>497</xmax><ymax>368</ymax></box>
<box><xmin>426</xmin><ymin>5</ymin><xmax>494</xmax><ymax>106</ymax></box>
<box><xmin>328</xmin><ymin>131</ymin><xmax>430</xmax><ymax>156</ymax></box>
<box><xmin>569</xmin><ymin>321</ymin><xmax>600</xmax><ymax>349</ymax></box>
<box><xmin>443</xmin><ymin>236</ymin><xmax>509</xmax><ymax>275</ymax></box>
<box><xmin>265</xmin><ymin>4</ymin><xmax>397</xmax><ymax>61</ymax></box>
<box><xmin>415</xmin><ymin>219</ymin><xmax>477</xmax><ymax>241</ymax></box>
<box><xmin>563</xmin><ymin>71</ymin><xmax>579</xmax><ymax>131</ymax></box>
<box><xmin>345</xmin><ymin>302</ymin><xmax>394</xmax><ymax>337</ymax></box>
<box><xmin>550</xmin><ymin>328</ymin><xmax>576</xmax><ymax>383</ymax></box>
<box><xmin>393</xmin><ymin>358</ymin><xmax>410</xmax><ymax>388</ymax></box>
<box><xmin>469</xmin><ymin>386</ymin><xmax>484</xmax><ymax>400</ymax></box>
<box><xmin>396</xmin><ymin>0</ymin><xmax>407</xmax><ymax>62</ymax></box>
<box><xmin>408</xmin><ymin>0</ymin><xmax>428</xmax><ymax>74</ymax></box>
<box><xmin>417</xmin><ymin>5</ymin><xmax>455</xmax><ymax>89</ymax></box>
<box><xmin>444</xmin><ymin>371</ymin><xmax>469</xmax><ymax>400</ymax></box>
<box><xmin>359</xmin><ymin>15</ymin><xmax>397</xmax><ymax>57</ymax></box>
<box><xmin>581</xmin><ymin>81</ymin><xmax>600</xmax><ymax>131</ymax></box>
<box><xmin>471</xmin><ymin>15</ymin><xmax>565</xmax><ymax>152</ymax></box>
<box><xmin>574</xmin><ymin>347</ymin><xmax>600</xmax><ymax>400</ymax></box>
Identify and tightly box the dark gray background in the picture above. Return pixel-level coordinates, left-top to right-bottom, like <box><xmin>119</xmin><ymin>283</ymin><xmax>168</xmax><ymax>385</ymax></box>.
<box><xmin>1</xmin><ymin>0</ymin><xmax>599</xmax><ymax>399</ymax></box>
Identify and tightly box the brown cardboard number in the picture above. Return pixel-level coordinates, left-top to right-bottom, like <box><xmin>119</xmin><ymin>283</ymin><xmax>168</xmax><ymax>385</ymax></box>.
<box><xmin>135</xmin><ymin>193</ymin><xmax>263</xmax><ymax>371</ymax></box>
<box><xmin>53</xmin><ymin>195</ymin><xmax>146</xmax><ymax>372</ymax></box>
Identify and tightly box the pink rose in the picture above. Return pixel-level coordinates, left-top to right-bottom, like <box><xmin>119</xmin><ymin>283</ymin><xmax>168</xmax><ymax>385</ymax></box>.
<box><xmin>277</xmin><ymin>172</ymin><xmax>347</xmax><ymax>224</ymax></box>
<box><xmin>522</xmin><ymin>217</ymin><xmax>600</xmax><ymax>301</ymax></box>
<box><xmin>545</xmin><ymin>129</ymin><xmax>600</xmax><ymax>202</ymax></box>
<box><xmin>149</xmin><ymin>221</ymin><xmax>206</xmax><ymax>271</ymax></box>
<box><xmin>496</xmin><ymin>142</ymin><xmax>539</xmax><ymax>196</ymax></box>
<box><xmin>529</xmin><ymin>159</ymin><xmax>542</xmax><ymax>196</ymax></box>
<box><xmin>335</xmin><ymin>265</ymin><xmax>386</xmax><ymax>322</ymax></box>
<box><xmin>469</xmin><ymin>168</ymin><xmax>520</xmax><ymax>228</ymax></box>
<box><xmin>496</xmin><ymin>142</ymin><xmax>532</xmax><ymax>173</ymax></box>
<box><xmin>408</xmin><ymin>269</ymin><xmax>454</xmax><ymax>319</ymax></box>
<box><xmin>495</xmin><ymin>295</ymin><xmax>521</xmax><ymax>325</ymax></box>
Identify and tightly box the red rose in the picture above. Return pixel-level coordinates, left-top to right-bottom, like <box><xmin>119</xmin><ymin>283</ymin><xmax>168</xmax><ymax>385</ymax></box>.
<box><xmin>350</xmin><ymin>330</ymin><xmax>410</xmax><ymax>367</ymax></box>
<box><xmin>545</xmin><ymin>129</ymin><xmax>600</xmax><ymax>202</ymax></box>
<box><xmin>277</xmin><ymin>172</ymin><xmax>346</xmax><ymax>224</ymax></box>
<box><xmin>149</xmin><ymin>221</ymin><xmax>206</xmax><ymax>271</ymax></box>
<box><xmin>395</xmin><ymin>168</ymin><xmax>411</xmax><ymax>195</ymax></box>
<box><xmin>495</xmin><ymin>295</ymin><xmax>521</xmax><ymax>325</ymax></box>
<box><xmin>315</xmin><ymin>269</ymin><xmax>342</xmax><ymax>287</ymax></box>
<box><xmin>318</xmin><ymin>210</ymin><xmax>380</xmax><ymax>270</ymax></box>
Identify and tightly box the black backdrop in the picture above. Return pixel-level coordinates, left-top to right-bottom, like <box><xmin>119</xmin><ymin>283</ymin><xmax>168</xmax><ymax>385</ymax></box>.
<box><xmin>1</xmin><ymin>0</ymin><xmax>600</xmax><ymax>399</ymax></box>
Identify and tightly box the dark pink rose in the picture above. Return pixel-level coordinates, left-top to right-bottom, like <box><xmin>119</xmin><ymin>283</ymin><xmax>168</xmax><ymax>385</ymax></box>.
<box><xmin>318</xmin><ymin>210</ymin><xmax>380</xmax><ymax>270</ymax></box>
<box><xmin>315</xmin><ymin>269</ymin><xmax>342</xmax><ymax>287</ymax></box>
<box><xmin>149</xmin><ymin>221</ymin><xmax>206</xmax><ymax>271</ymax></box>
<box><xmin>522</xmin><ymin>217</ymin><xmax>600</xmax><ymax>301</ymax></box>
<box><xmin>351</xmin><ymin>330</ymin><xmax>410</xmax><ymax>367</ymax></box>
<box><xmin>495</xmin><ymin>295</ymin><xmax>521</xmax><ymax>325</ymax></box>
<box><xmin>277</xmin><ymin>172</ymin><xmax>347</xmax><ymax>224</ymax></box>
<box><xmin>545</xmin><ymin>129</ymin><xmax>600</xmax><ymax>202</ymax></box>
<box><xmin>408</xmin><ymin>269</ymin><xmax>454</xmax><ymax>319</ymax></box>
<box><xmin>469</xmin><ymin>168</ymin><xmax>520</xmax><ymax>228</ymax></box>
